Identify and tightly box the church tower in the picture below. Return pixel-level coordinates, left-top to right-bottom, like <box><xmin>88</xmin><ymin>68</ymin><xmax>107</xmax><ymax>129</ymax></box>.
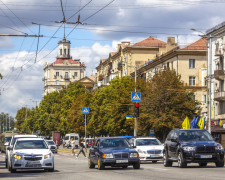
<box><xmin>57</xmin><ymin>37</ymin><xmax>71</xmax><ymax>59</ymax></box>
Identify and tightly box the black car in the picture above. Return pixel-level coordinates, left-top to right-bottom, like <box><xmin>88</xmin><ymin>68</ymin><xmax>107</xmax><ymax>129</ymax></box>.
<box><xmin>163</xmin><ymin>129</ymin><xmax>224</xmax><ymax>168</ymax></box>
<box><xmin>88</xmin><ymin>137</ymin><xmax>140</xmax><ymax>170</ymax></box>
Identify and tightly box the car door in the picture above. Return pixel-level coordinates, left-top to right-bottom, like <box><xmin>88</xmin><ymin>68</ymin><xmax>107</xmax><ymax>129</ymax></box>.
<box><xmin>166</xmin><ymin>130</ymin><xmax>174</xmax><ymax>158</ymax></box>
<box><xmin>93</xmin><ymin>140</ymin><xmax>100</xmax><ymax>164</ymax></box>
<box><xmin>170</xmin><ymin>130</ymin><xmax>179</xmax><ymax>158</ymax></box>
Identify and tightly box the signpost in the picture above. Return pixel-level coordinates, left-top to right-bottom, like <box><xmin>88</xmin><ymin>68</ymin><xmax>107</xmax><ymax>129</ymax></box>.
<box><xmin>150</xmin><ymin>129</ymin><xmax>154</xmax><ymax>136</ymax></box>
<box><xmin>131</xmin><ymin>92</ymin><xmax>141</xmax><ymax>136</ymax></box>
<box><xmin>82</xmin><ymin>107</ymin><xmax>89</xmax><ymax>149</ymax></box>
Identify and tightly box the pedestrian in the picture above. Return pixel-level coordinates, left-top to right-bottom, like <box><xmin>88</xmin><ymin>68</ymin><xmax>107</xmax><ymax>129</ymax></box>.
<box><xmin>70</xmin><ymin>138</ymin><xmax>75</xmax><ymax>155</ymax></box>
<box><xmin>76</xmin><ymin>139</ymin><xmax>87</xmax><ymax>158</ymax></box>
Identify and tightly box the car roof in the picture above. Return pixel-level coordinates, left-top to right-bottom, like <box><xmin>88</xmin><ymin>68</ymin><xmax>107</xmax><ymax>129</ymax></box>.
<box><xmin>134</xmin><ymin>137</ymin><xmax>158</xmax><ymax>139</ymax></box>
<box><xmin>97</xmin><ymin>137</ymin><xmax>126</xmax><ymax>140</ymax></box>
<box><xmin>13</xmin><ymin>135</ymin><xmax>37</xmax><ymax>138</ymax></box>
<box><xmin>179</xmin><ymin>129</ymin><xmax>206</xmax><ymax>131</ymax></box>
<box><xmin>17</xmin><ymin>138</ymin><xmax>44</xmax><ymax>141</ymax></box>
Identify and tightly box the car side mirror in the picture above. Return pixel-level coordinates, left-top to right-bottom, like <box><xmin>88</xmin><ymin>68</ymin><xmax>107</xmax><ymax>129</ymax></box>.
<box><xmin>50</xmin><ymin>146</ymin><xmax>55</xmax><ymax>150</ymax></box>
<box><xmin>7</xmin><ymin>146</ymin><xmax>13</xmax><ymax>151</ymax></box>
<box><xmin>94</xmin><ymin>146</ymin><xmax>97</xmax><ymax>149</ymax></box>
<box><xmin>171</xmin><ymin>138</ymin><xmax>178</xmax><ymax>142</ymax></box>
<box><xmin>4</xmin><ymin>142</ymin><xmax>9</xmax><ymax>146</ymax></box>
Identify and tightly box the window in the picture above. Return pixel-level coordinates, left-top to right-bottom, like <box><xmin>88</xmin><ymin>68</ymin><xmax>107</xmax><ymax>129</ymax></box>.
<box><xmin>167</xmin><ymin>62</ymin><xmax>170</xmax><ymax>68</ymax></box>
<box><xmin>204</xmin><ymin>77</ymin><xmax>207</xmax><ymax>86</ymax></box>
<box><xmin>171</xmin><ymin>61</ymin><xmax>173</xmax><ymax>70</ymax></box>
<box><xmin>60</xmin><ymin>49</ymin><xmax>62</xmax><ymax>55</ymax></box>
<box><xmin>56</xmin><ymin>80</ymin><xmax>59</xmax><ymax>85</ymax></box>
<box><xmin>166</xmin><ymin>130</ymin><xmax>173</xmax><ymax>141</ymax></box>
<box><xmin>74</xmin><ymin>72</ymin><xmax>77</xmax><ymax>77</ymax></box>
<box><xmin>189</xmin><ymin>59</ymin><xmax>195</xmax><ymax>69</ymax></box>
<box><xmin>56</xmin><ymin>72</ymin><xmax>59</xmax><ymax>76</ymax></box>
<box><xmin>64</xmin><ymin>49</ymin><xmax>66</xmax><ymax>55</ymax></box>
<box><xmin>68</xmin><ymin>49</ymin><xmax>70</xmax><ymax>55</ymax></box>
<box><xmin>65</xmin><ymin>72</ymin><xmax>69</xmax><ymax>78</ymax></box>
<box><xmin>204</xmin><ymin>95</ymin><xmax>207</xmax><ymax>103</ymax></box>
<box><xmin>189</xmin><ymin>76</ymin><xmax>195</xmax><ymax>86</ymax></box>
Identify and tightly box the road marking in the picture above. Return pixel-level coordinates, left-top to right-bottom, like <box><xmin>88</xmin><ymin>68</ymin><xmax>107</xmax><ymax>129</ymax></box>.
<box><xmin>0</xmin><ymin>156</ymin><xmax>5</xmax><ymax>158</ymax></box>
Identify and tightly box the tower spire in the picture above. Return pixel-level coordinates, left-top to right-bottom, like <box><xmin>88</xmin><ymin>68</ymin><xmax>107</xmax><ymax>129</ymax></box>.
<box><xmin>64</xmin><ymin>23</ymin><xmax>65</xmax><ymax>39</ymax></box>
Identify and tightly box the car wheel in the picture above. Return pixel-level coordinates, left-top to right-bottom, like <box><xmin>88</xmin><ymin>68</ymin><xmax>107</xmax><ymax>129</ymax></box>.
<box><xmin>178</xmin><ymin>152</ymin><xmax>187</xmax><ymax>168</ymax></box>
<box><xmin>5</xmin><ymin>159</ymin><xmax>8</xmax><ymax>168</ymax></box>
<box><xmin>215</xmin><ymin>160</ymin><xmax>224</xmax><ymax>167</ymax></box>
<box><xmin>10</xmin><ymin>162</ymin><xmax>16</xmax><ymax>173</ymax></box>
<box><xmin>88</xmin><ymin>157</ymin><xmax>95</xmax><ymax>169</ymax></box>
<box><xmin>8</xmin><ymin>161</ymin><xmax>11</xmax><ymax>171</ymax></box>
<box><xmin>133</xmin><ymin>162</ymin><xmax>140</xmax><ymax>169</ymax></box>
<box><xmin>152</xmin><ymin>161</ymin><xmax>157</xmax><ymax>163</ymax></box>
<box><xmin>48</xmin><ymin>166</ymin><xmax>54</xmax><ymax>172</ymax></box>
<box><xmin>199</xmin><ymin>163</ymin><xmax>207</xmax><ymax>167</ymax></box>
<box><xmin>97</xmin><ymin>158</ymin><xmax>105</xmax><ymax>170</ymax></box>
<box><xmin>163</xmin><ymin>152</ymin><xmax>172</xmax><ymax>167</ymax></box>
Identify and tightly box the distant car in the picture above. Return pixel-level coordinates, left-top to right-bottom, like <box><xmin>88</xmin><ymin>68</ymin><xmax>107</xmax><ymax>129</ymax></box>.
<box><xmin>163</xmin><ymin>129</ymin><xmax>224</xmax><ymax>168</ymax></box>
<box><xmin>84</xmin><ymin>138</ymin><xmax>94</xmax><ymax>148</ymax></box>
<box><xmin>6</xmin><ymin>135</ymin><xmax>38</xmax><ymax>169</ymax></box>
<box><xmin>7</xmin><ymin>138</ymin><xmax>54</xmax><ymax>173</ymax></box>
<box><xmin>88</xmin><ymin>139</ymin><xmax>95</xmax><ymax>147</ymax></box>
<box><xmin>46</xmin><ymin>140</ymin><xmax>57</xmax><ymax>153</ymax></box>
<box><xmin>130</xmin><ymin>137</ymin><xmax>163</xmax><ymax>163</ymax></box>
<box><xmin>89</xmin><ymin>137</ymin><xmax>140</xmax><ymax>170</ymax></box>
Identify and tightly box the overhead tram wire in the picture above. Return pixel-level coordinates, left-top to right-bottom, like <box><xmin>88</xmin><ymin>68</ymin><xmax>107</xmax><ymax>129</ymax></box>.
<box><xmin>0</xmin><ymin>23</ymin><xmax>27</xmax><ymax>34</ymax></box>
<box><xmin>0</xmin><ymin>0</ymin><xmax>35</xmax><ymax>35</ymax></box>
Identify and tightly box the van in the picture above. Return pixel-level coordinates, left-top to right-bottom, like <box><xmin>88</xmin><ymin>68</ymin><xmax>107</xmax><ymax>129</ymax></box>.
<box><xmin>64</xmin><ymin>133</ymin><xmax>79</xmax><ymax>149</ymax></box>
<box><xmin>0</xmin><ymin>131</ymin><xmax>18</xmax><ymax>153</ymax></box>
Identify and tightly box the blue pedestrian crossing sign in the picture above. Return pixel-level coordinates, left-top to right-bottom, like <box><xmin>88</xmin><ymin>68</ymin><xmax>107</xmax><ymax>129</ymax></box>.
<box><xmin>82</xmin><ymin>107</ymin><xmax>89</xmax><ymax>114</ymax></box>
<box><xmin>131</xmin><ymin>92</ymin><xmax>141</xmax><ymax>102</ymax></box>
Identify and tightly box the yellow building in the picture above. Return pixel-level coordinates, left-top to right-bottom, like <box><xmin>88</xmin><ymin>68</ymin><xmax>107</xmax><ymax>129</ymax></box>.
<box><xmin>130</xmin><ymin>38</ymin><xmax>207</xmax><ymax>114</ymax></box>
<box><xmin>95</xmin><ymin>37</ymin><xmax>177</xmax><ymax>88</ymax></box>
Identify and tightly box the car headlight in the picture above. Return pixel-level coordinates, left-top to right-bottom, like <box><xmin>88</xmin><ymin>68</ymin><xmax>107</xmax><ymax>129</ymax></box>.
<box><xmin>215</xmin><ymin>145</ymin><xmax>224</xmax><ymax>150</ymax></box>
<box><xmin>102</xmin><ymin>153</ymin><xmax>113</xmax><ymax>159</ymax></box>
<box><xmin>14</xmin><ymin>154</ymin><xmax>22</xmax><ymax>159</ymax></box>
<box><xmin>44</xmin><ymin>154</ymin><xmax>51</xmax><ymax>159</ymax></box>
<box><xmin>130</xmin><ymin>153</ymin><xmax>139</xmax><ymax>158</ymax></box>
<box><xmin>183</xmin><ymin>146</ymin><xmax>195</xmax><ymax>151</ymax></box>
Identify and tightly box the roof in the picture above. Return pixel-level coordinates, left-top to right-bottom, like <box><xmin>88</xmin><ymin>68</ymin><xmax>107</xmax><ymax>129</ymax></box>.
<box><xmin>206</xmin><ymin>21</ymin><xmax>225</xmax><ymax>34</ymax></box>
<box><xmin>53</xmin><ymin>58</ymin><xmax>79</xmax><ymax>64</ymax></box>
<box><xmin>13</xmin><ymin>135</ymin><xmax>37</xmax><ymax>137</ymax></box>
<box><xmin>132</xmin><ymin>36</ymin><xmax>167</xmax><ymax>47</ymax></box>
<box><xmin>101</xmin><ymin>59</ymin><xmax>107</xmax><ymax>63</ymax></box>
<box><xmin>97</xmin><ymin>137</ymin><xmax>126</xmax><ymax>140</ymax></box>
<box><xmin>17</xmin><ymin>138</ymin><xmax>44</xmax><ymax>141</ymax></box>
<box><xmin>211</xmin><ymin>125</ymin><xmax>225</xmax><ymax>132</ymax></box>
<box><xmin>182</xmin><ymin>38</ymin><xmax>207</xmax><ymax>50</ymax></box>
<box><xmin>88</xmin><ymin>75</ymin><xmax>96</xmax><ymax>81</ymax></box>
<box><xmin>110</xmin><ymin>52</ymin><xmax>116</xmax><ymax>56</ymax></box>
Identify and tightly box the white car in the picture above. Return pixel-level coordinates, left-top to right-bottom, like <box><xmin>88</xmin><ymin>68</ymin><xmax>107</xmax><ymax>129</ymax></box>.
<box><xmin>46</xmin><ymin>140</ymin><xmax>57</xmax><ymax>153</ymax></box>
<box><xmin>6</xmin><ymin>135</ymin><xmax>38</xmax><ymax>169</ymax></box>
<box><xmin>7</xmin><ymin>138</ymin><xmax>54</xmax><ymax>173</ymax></box>
<box><xmin>130</xmin><ymin>137</ymin><xmax>163</xmax><ymax>163</ymax></box>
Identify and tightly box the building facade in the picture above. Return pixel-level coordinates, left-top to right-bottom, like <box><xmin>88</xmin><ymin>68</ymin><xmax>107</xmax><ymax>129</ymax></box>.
<box><xmin>130</xmin><ymin>38</ymin><xmax>207</xmax><ymax>114</ymax></box>
<box><xmin>95</xmin><ymin>37</ymin><xmax>177</xmax><ymax>88</ymax></box>
<box><xmin>43</xmin><ymin>37</ymin><xmax>86</xmax><ymax>95</ymax></box>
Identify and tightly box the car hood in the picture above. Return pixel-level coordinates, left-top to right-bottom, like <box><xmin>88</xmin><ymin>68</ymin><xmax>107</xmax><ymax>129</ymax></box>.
<box><xmin>13</xmin><ymin>149</ymin><xmax>52</xmax><ymax>155</ymax></box>
<box><xmin>136</xmin><ymin>145</ymin><xmax>164</xmax><ymax>151</ymax></box>
<box><xmin>100</xmin><ymin>147</ymin><xmax>137</xmax><ymax>154</ymax></box>
<box><xmin>180</xmin><ymin>141</ymin><xmax>217</xmax><ymax>147</ymax></box>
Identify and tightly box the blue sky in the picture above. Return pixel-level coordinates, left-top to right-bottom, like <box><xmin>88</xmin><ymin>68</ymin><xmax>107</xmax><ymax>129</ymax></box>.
<box><xmin>0</xmin><ymin>0</ymin><xmax>225</xmax><ymax>118</ymax></box>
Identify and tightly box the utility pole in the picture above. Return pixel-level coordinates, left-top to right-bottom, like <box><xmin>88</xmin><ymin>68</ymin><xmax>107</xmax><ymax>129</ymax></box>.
<box><xmin>134</xmin><ymin>65</ymin><xmax>137</xmax><ymax>137</ymax></box>
<box><xmin>9</xmin><ymin>115</ymin><xmax>10</xmax><ymax>131</ymax></box>
<box><xmin>208</xmin><ymin>35</ymin><xmax>212</xmax><ymax>134</ymax></box>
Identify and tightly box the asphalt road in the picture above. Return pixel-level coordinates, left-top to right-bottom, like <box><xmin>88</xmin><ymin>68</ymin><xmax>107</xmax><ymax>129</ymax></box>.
<box><xmin>0</xmin><ymin>153</ymin><xmax>225</xmax><ymax>180</ymax></box>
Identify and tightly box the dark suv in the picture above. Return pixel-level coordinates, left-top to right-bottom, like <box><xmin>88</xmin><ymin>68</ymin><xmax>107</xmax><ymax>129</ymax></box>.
<box><xmin>163</xmin><ymin>129</ymin><xmax>224</xmax><ymax>168</ymax></box>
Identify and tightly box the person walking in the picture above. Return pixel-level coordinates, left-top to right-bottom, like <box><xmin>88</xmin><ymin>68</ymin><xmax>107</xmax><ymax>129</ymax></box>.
<box><xmin>76</xmin><ymin>139</ymin><xmax>87</xmax><ymax>158</ymax></box>
<box><xmin>70</xmin><ymin>138</ymin><xmax>75</xmax><ymax>155</ymax></box>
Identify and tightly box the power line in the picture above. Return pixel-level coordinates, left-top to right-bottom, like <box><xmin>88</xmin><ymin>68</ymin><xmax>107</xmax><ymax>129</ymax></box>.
<box><xmin>0</xmin><ymin>23</ymin><xmax>27</xmax><ymax>34</ymax></box>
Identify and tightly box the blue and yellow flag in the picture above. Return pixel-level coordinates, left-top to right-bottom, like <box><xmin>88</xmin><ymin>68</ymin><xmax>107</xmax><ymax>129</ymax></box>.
<box><xmin>219</xmin><ymin>119</ymin><xmax>223</xmax><ymax>126</ymax></box>
<box><xmin>197</xmin><ymin>116</ymin><xmax>202</xmax><ymax>128</ymax></box>
<box><xmin>182</xmin><ymin>116</ymin><xmax>190</xmax><ymax>129</ymax></box>
<box><xmin>125</xmin><ymin>115</ymin><xmax>133</xmax><ymax>120</ymax></box>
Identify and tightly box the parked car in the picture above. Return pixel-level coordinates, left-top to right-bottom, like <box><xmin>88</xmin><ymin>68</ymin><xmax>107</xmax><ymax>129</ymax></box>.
<box><xmin>46</xmin><ymin>140</ymin><xmax>57</xmax><ymax>153</ymax></box>
<box><xmin>88</xmin><ymin>137</ymin><xmax>140</xmax><ymax>170</ymax></box>
<box><xmin>0</xmin><ymin>131</ymin><xmax>18</xmax><ymax>153</ymax></box>
<box><xmin>130</xmin><ymin>137</ymin><xmax>163</xmax><ymax>163</ymax></box>
<box><xmin>88</xmin><ymin>139</ymin><xmax>95</xmax><ymax>147</ymax></box>
<box><xmin>6</xmin><ymin>134</ymin><xmax>38</xmax><ymax>168</ymax></box>
<box><xmin>84</xmin><ymin>138</ymin><xmax>94</xmax><ymax>148</ymax></box>
<box><xmin>64</xmin><ymin>133</ymin><xmax>79</xmax><ymax>149</ymax></box>
<box><xmin>163</xmin><ymin>129</ymin><xmax>224</xmax><ymax>168</ymax></box>
<box><xmin>7</xmin><ymin>138</ymin><xmax>54</xmax><ymax>173</ymax></box>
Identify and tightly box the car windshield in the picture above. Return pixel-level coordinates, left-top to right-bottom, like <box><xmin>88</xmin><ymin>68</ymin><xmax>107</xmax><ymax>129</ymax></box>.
<box><xmin>15</xmin><ymin>140</ymin><xmax>48</xmax><ymax>149</ymax></box>
<box><xmin>136</xmin><ymin>139</ymin><xmax>161</xmax><ymax>146</ymax></box>
<box><xmin>100</xmin><ymin>138</ymin><xmax>130</xmax><ymax>148</ymax></box>
<box><xmin>179</xmin><ymin>130</ymin><xmax>214</xmax><ymax>141</ymax></box>
<box><xmin>5</xmin><ymin>137</ymin><xmax>12</xmax><ymax>143</ymax></box>
<box><xmin>11</xmin><ymin>137</ymin><xmax>37</xmax><ymax>146</ymax></box>
<box><xmin>47</xmin><ymin>141</ymin><xmax>55</xmax><ymax>145</ymax></box>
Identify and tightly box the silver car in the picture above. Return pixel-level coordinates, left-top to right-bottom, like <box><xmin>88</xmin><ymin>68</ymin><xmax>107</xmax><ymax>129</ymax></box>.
<box><xmin>46</xmin><ymin>140</ymin><xmax>57</xmax><ymax>153</ymax></box>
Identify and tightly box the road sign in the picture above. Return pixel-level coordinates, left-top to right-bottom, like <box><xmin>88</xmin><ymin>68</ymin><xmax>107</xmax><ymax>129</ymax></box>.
<box><xmin>37</xmin><ymin>130</ymin><xmax>40</xmax><ymax>134</ymax></box>
<box><xmin>82</xmin><ymin>107</ymin><xmax>89</xmax><ymax>114</ymax></box>
<box><xmin>131</xmin><ymin>92</ymin><xmax>141</xmax><ymax>102</ymax></box>
<box><xmin>150</xmin><ymin>129</ymin><xmax>154</xmax><ymax>136</ymax></box>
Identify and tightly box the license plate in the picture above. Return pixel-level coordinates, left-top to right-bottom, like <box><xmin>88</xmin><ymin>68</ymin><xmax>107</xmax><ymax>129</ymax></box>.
<box><xmin>116</xmin><ymin>160</ymin><xmax>128</xmax><ymax>163</ymax></box>
<box><xmin>27</xmin><ymin>161</ymin><xmax>40</xmax><ymax>165</ymax></box>
<box><xmin>200</xmin><ymin>155</ymin><xmax>212</xmax><ymax>158</ymax></box>
<box><xmin>150</xmin><ymin>155</ymin><xmax>160</xmax><ymax>157</ymax></box>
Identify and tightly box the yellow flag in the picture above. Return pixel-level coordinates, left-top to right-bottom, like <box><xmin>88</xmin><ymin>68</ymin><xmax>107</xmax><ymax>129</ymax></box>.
<box><xmin>200</xmin><ymin>117</ymin><xmax>205</xmax><ymax>129</ymax></box>
<box><xmin>219</xmin><ymin>119</ymin><xmax>223</xmax><ymax>126</ymax></box>
<box><xmin>197</xmin><ymin>116</ymin><xmax>202</xmax><ymax>128</ymax></box>
<box><xmin>182</xmin><ymin>116</ymin><xmax>190</xmax><ymax>129</ymax></box>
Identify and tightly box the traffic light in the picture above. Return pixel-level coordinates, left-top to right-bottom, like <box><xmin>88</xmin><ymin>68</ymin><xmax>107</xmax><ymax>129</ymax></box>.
<box><xmin>134</xmin><ymin>103</ymin><xmax>139</xmax><ymax>117</ymax></box>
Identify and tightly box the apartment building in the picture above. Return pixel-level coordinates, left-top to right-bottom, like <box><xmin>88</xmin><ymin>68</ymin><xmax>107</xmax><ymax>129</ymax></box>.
<box><xmin>130</xmin><ymin>38</ymin><xmax>207</xmax><ymax>114</ymax></box>
<box><xmin>43</xmin><ymin>37</ymin><xmax>86</xmax><ymax>95</ymax></box>
<box><xmin>95</xmin><ymin>36</ymin><xmax>177</xmax><ymax>88</ymax></box>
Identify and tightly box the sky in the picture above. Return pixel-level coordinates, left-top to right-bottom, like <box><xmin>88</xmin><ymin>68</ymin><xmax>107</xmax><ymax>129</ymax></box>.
<box><xmin>0</xmin><ymin>0</ymin><xmax>225</xmax><ymax>118</ymax></box>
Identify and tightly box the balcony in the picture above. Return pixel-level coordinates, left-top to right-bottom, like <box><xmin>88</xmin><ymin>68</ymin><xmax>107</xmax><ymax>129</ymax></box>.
<box><xmin>215</xmin><ymin>49</ymin><xmax>223</xmax><ymax>56</ymax></box>
<box><xmin>99</xmin><ymin>75</ymin><xmax>103</xmax><ymax>81</ymax></box>
<box><xmin>118</xmin><ymin>61</ymin><xmax>123</xmax><ymax>70</ymax></box>
<box><xmin>64</xmin><ymin>76</ymin><xmax>70</xmax><ymax>80</ymax></box>
<box><xmin>214</xmin><ymin>91</ymin><xmax>225</xmax><ymax>101</ymax></box>
<box><xmin>214</xmin><ymin>69</ymin><xmax>225</xmax><ymax>80</ymax></box>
